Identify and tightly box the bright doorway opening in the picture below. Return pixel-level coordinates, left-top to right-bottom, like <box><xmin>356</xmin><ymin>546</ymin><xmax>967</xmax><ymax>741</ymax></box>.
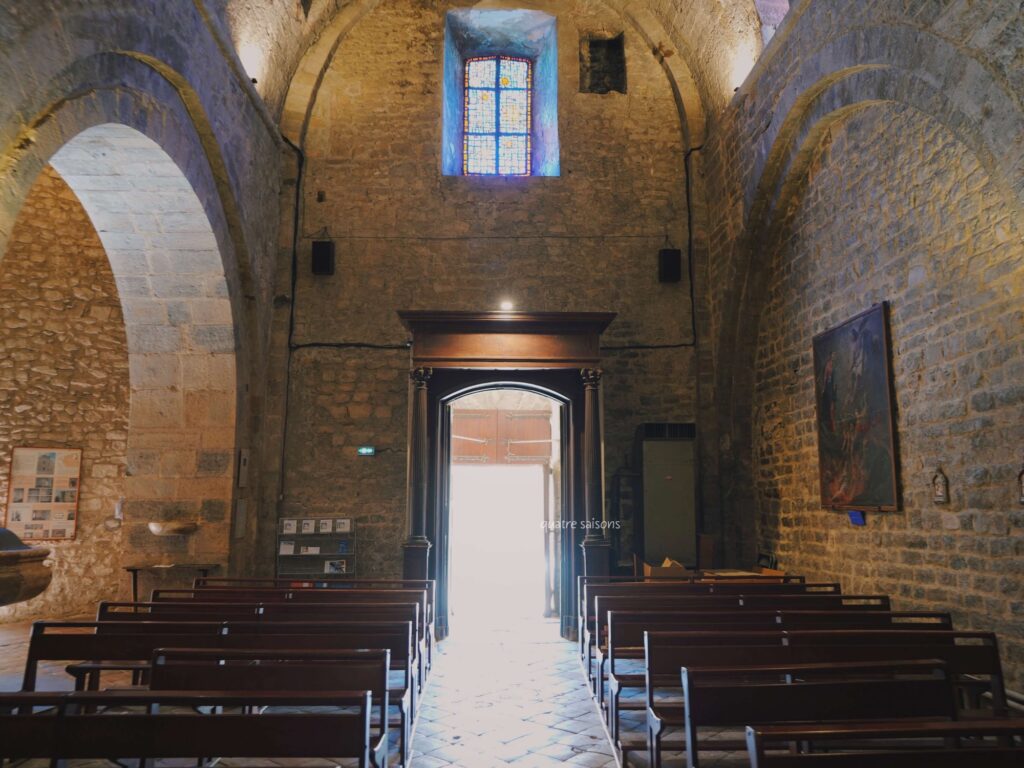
<box><xmin>447</xmin><ymin>389</ymin><xmax>563</xmax><ymax>637</ymax></box>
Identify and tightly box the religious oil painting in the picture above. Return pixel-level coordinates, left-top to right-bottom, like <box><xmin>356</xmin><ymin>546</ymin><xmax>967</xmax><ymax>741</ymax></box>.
<box><xmin>812</xmin><ymin>303</ymin><xmax>899</xmax><ymax>511</ymax></box>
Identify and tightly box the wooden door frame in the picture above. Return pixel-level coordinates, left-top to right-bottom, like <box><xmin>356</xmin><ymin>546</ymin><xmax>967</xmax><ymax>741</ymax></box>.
<box><xmin>398</xmin><ymin>311</ymin><xmax>616</xmax><ymax>640</ymax></box>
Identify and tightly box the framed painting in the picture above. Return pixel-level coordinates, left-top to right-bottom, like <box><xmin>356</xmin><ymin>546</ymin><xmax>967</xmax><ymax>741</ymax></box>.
<box><xmin>812</xmin><ymin>303</ymin><xmax>900</xmax><ymax>511</ymax></box>
<box><xmin>4</xmin><ymin>447</ymin><xmax>82</xmax><ymax>540</ymax></box>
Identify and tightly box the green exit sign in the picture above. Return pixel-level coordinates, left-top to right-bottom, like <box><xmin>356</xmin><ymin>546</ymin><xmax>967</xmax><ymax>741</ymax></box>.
<box><xmin>357</xmin><ymin>446</ymin><xmax>376</xmax><ymax>456</ymax></box>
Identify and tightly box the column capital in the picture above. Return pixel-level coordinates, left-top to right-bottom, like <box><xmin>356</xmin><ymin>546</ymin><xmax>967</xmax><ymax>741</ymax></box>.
<box><xmin>580</xmin><ymin>367</ymin><xmax>603</xmax><ymax>389</ymax></box>
<box><xmin>410</xmin><ymin>367</ymin><xmax>433</xmax><ymax>388</ymax></box>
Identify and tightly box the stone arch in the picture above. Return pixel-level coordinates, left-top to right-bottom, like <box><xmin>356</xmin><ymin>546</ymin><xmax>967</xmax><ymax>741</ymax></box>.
<box><xmin>46</xmin><ymin>123</ymin><xmax>237</xmax><ymax>553</ymax></box>
<box><xmin>0</xmin><ymin>54</ymin><xmax>247</xmax><ymax>583</ymax></box>
<box><xmin>713</xmin><ymin>24</ymin><xmax>1024</xmax><ymax>564</ymax></box>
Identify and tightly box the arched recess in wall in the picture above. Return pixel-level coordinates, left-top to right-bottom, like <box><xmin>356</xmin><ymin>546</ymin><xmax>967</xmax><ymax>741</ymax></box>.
<box><xmin>280</xmin><ymin>0</ymin><xmax>712</xmax><ymax>147</ymax></box>
<box><xmin>0</xmin><ymin>52</ymin><xmax>248</xmax><ymax>608</ymax></box>
<box><xmin>714</xmin><ymin>25</ymin><xmax>1024</xmax><ymax>565</ymax></box>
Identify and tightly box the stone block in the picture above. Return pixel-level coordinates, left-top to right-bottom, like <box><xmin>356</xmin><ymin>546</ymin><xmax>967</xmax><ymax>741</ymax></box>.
<box><xmin>196</xmin><ymin>450</ymin><xmax>231</xmax><ymax>476</ymax></box>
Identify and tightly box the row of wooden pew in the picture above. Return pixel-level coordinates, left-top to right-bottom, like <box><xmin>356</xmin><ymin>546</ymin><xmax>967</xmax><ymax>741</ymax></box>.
<box><xmin>1</xmin><ymin>575</ymin><xmax>437</xmax><ymax>768</ymax></box>
<box><xmin>578</xmin><ymin>572</ymin><xmax>1024</xmax><ymax>767</ymax></box>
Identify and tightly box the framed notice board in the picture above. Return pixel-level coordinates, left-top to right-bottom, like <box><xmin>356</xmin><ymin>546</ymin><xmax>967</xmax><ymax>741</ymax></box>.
<box><xmin>4</xmin><ymin>447</ymin><xmax>82</xmax><ymax>541</ymax></box>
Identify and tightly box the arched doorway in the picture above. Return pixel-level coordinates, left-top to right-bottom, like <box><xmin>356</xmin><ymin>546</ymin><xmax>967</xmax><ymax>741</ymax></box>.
<box><xmin>398</xmin><ymin>311</ymin><xmax>616</xmax><ymax>639</ymax></box>
<box><xmin>443</xmin><ymin>384</ymin><xmax>567</xmax><ymax>638</ymax></box>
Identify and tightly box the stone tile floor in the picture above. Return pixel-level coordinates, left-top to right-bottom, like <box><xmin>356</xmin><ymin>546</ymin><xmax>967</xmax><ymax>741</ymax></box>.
<box><xmin>409</xmin><ymin>619</ymin><xmax>616</xmax><ymax>768</ymax></box>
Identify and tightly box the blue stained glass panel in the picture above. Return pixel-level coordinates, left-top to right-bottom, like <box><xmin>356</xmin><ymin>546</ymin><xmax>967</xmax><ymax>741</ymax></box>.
<box><xmin>466</xmin><ymin>89</ymin><xmax>496</xmax><ymax>133</ymax></box>
<box><xmin>499</xmin><ymin>58</ymin><xmax>529</xmax><ymax>89</ymax></box>
<box><xmin>467</xmin><ymin>58</ymin><xmax>496</xmax><ymax>88</ymax></box>
<box><xmin>498</xmin><ymin>135</ymin><xmax>528</xmax><ymax>175</ymax></box>
<box><xmin>463</xmin><ymin>56</ymin><xmax>532</xmax><ymax>175</ymax></box>
<box><xmin>466</xmin><ymin>135</ymin><xmax>497</xmax><ymax>175</ymax></box>
<box><xmin>500</xmin><ymin>90</ymin><xmax>529</xmax><ymax>134</ymax></box>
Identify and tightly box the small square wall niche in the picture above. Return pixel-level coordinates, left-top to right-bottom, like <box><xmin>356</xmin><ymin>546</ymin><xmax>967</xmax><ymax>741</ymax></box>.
<box><xmin>580</xmin><ymin>33</ymin><xmax>626</xmax><ymax>94</ymax></box>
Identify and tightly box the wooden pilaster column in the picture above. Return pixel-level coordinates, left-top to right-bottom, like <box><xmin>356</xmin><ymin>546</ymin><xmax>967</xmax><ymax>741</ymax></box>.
<box><xmin>403</xmin><ymin>366</ymin><xmax>432</xmax><ymax>579</ymax></box>
<box><xmin>580</xmin><ymin>367</ymin><xmax>610</xmax><ymax>577</ymax></box>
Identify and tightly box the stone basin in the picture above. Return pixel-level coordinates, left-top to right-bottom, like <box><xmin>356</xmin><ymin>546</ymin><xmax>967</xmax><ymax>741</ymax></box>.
<box><xmin>0</xmin><ymin>528</ymin><xmax>53</xmax><ymax>608</ymax></box>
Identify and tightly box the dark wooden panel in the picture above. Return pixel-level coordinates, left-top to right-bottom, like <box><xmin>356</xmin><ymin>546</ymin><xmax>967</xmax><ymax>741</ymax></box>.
<box><xmin>398</xmin><ymin>310</ymin><xmax>616</xmax><ymax>368</ymax></box>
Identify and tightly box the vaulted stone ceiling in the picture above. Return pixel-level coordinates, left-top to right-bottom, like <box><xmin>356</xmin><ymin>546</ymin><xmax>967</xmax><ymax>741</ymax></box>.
<box><xmin>219</xmin><ymin>0</ymin><xmax>782</xmax><ymax>120</ymax></box>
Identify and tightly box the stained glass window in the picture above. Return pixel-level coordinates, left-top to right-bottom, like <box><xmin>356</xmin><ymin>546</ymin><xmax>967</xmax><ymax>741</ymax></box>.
<box><xmin>463</xmin><ymin>56</ymin><xmax>533</xmax><ymax>176</ymax></box>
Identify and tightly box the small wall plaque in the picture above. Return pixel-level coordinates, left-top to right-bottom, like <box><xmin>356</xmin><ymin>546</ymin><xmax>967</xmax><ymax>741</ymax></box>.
<box><xmin>932</xmin><ymin>467</ymin><xmax>950</xmax><ymax>504</ymax></box>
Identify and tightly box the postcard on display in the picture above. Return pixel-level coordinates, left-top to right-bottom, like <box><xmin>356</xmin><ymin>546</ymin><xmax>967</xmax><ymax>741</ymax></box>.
<box><xmin>300</xmin><ymin>519</ymin><xmax>316</xmax><ymax>534</ymax></box>
<box><xmin>281</xmin><ymin>518</ymin><xmax>298</xmax><ymax>534</ymax></box>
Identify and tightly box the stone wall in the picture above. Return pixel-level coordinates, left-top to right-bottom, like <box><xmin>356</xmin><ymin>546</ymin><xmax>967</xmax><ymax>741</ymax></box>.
<box><xmin>277</xmin><ymin>0</ymin><xmax>696</xmax><ymax>573</ymax></box>
<box><xmin>700</xmin><ymin>0</ymin><xmax>1024</xmax><ymax>690</ymax></box>
<box><xmin>0</xmin><ymin>168</ymin><xmax>130</xmax><ymax>619</ymax></box>
<box><xmin>751</xmin><ymin>103</ymin><xmax>1024</xmax><ymax>688</ymax></box>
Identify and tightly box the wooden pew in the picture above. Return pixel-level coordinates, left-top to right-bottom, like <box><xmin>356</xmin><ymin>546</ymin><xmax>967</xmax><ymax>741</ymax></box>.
<box><xmin>605</xmin><ymin>618</ymin><xmax>965</xmax><ymax>743</ymax></box>
<box><xmin>577</xmin><ymin>578</ymin><xmax>829</xmax><ymax>659</ymax></box>
<box><xmin>153</xmin><ymin>587</ymin><xmax>432</xmax><ymax>676</ymax></box>
<box><xmin>599</xmin><ymin>607</ymin><xmax>953</xmax><ymax>715</ymax></box>
<box><xmin>745</xmin><ymin>719</ymin><xmax>1024</xmax><ymax>767</ymax></box>
<box><xmin>676</xmin><ymin>659</ymin><xmax>959</xmax><ymax>768</ymax></box>
<box><xmin>98</xmin><ymin>602</ymin><xmax>424</xmax><ymax>693</ymax></box>
<box><xmin>192</xmin><ymin>577</ymin><xmax>437</xmax><ymax>668</ymax></box>
<box><xmin>586</xmin><ymin>593</ymin><xmax>892</xmax><ymax>691</ymax></box>
<box><xmin>149</xmin><ymin>648</ymin><xmax>394</xmax><ymax>768</ymax></box>
<box><xmin>23</xmin><ymin>618</ymin><xmax>417</xmax><ymax>764</ymax></box>
<box><xmin>0</xmin><ymin>689</ymin><xmax>373</xmax><ymax>767</ymax></box>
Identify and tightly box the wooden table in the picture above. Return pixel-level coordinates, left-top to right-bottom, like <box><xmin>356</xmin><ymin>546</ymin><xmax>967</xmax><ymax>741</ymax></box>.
<box><xmin>124</xmin><ymin>563</ymin><xmax>220</xmax><ymax>602</ymax></box>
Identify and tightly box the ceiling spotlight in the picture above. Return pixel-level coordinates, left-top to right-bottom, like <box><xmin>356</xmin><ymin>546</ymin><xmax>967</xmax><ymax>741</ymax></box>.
<box><xmin>499</xmin><ymin>300</ymin><xmax>515</xmax><ymax>311</ymax></box>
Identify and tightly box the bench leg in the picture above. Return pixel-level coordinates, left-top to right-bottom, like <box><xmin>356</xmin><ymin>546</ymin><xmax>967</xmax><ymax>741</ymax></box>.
<box><xmin>399</xmin><ymin>703</ymin><xmax>410</xmax><ymax>767</ymax></box>
<box><xmin>648</xmin><ymin>724</ymin><xmax>659</xmax><ymax>768</ymax></box>
<box><xmin>608</xmin><ymin>685</ymin><xmax>620</xmax><ymax>743</ymax></box>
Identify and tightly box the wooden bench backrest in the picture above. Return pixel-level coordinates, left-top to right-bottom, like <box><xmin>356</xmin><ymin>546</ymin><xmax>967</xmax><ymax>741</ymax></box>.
<box><xmin>607</xmin><ymin>612</ymin><xmax>958</xmax><ymax>653</ymax></box>
<box><xmin>0</xmin><ymin>690</ymin><xmax>372</xmax><ymax>765</ymax></box>
<box><xmin>194</xmin><ymin>578</ymin><xmax>436</xmax><ymax>619</ymax></box>
<box><xmin>153</xmin><ymin>588</ymin><xmax>429</xmax><ymax>635</ymax></box>
<box><xmin>151</xmin><ymin>647</ymin><xmax>389</xmax><ymax>695</ymax></box>
<box><xmin>23</xmin><ymin>620</ymin><xmax>412</xmax><ymax>690</ymax></box>
<box><xmin>639</xmin><ymin>630</ymin><xmax>1005</xmax><ymax>712</ymax></box>
<box><xmin>581</xmin><ymin>581</ymin><xmax>836</xmax><ymax>624</ymax></box>
<box><xmin>681</xmin><ymin>659</ymin><xmax>958</xmax><ymax>726</ymax></box>
<box><xmin>102</xmin><ymin>600</ymin><xmax>424</xmax><ymax>649</ymax></box>
<box><xmin>100</xmin><ymin>600</ymin><xmax>418</xmax><ymax>625</ymax></box>
<box><xmin>641</xmin><ymin>626</ymin><xmax>970</xmax><ymax>677</ymax></box>
<box><xmin>594</xmin><ymin>594</ymin><xmax>892</xmax><ymax>644</ymax></box>
<box><xmin>745</xmin><ymin>720</ymin><xmax>1024</xmax><ymax>768</ymax></box>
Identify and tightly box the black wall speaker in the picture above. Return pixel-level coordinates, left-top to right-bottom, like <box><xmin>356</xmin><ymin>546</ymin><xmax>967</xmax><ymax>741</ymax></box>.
<box><xmin>311</xmin><ymin>240</ymin><xmax>335</xmax><ymax>276</ymax></box>
<box><xmin>658</xmin><ymin>248</ymin><xmax>682</xmax><ymax>283</ymax></box>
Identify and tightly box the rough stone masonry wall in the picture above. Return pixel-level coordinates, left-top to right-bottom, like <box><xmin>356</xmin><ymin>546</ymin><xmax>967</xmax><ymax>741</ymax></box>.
<box><xmin>281</xmin><ymin>0</ymin><xmax>695</xmax><ymax>575</ymax></box>
<box><xmin>0</xmin><ymin>168</ymin><xmax>130</xmax><ymax>620</ymax></box>
<box><xmin>751</xmin><ymin>104</ymin><xmax>1024</xmax><ymax>689</ymax></box>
